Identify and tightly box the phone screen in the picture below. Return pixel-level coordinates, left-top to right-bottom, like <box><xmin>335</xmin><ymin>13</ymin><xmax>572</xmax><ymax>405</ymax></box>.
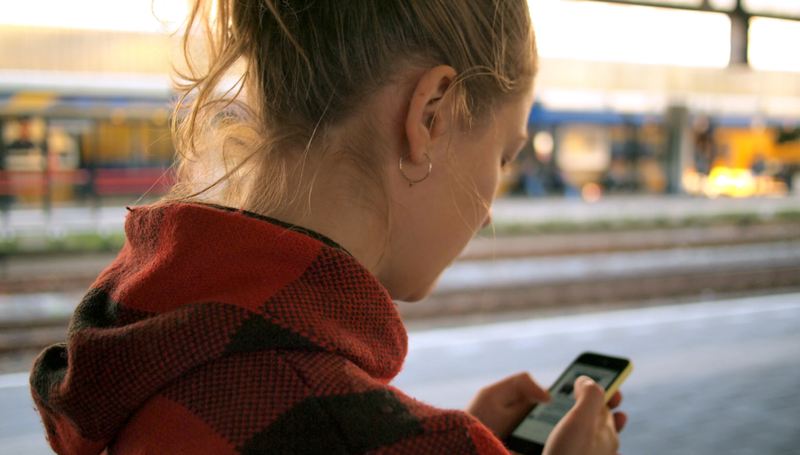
<box><xmin>509</xmin><ymin>362</ymin><xmax>623</xmax><ymax>446</ymax></box>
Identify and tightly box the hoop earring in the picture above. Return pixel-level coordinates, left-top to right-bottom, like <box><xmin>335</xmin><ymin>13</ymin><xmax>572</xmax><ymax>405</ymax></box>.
<box><xmin>399</xmin><ymin>153</ymin><xmax>432</xmax><ymax>187</ymax></box>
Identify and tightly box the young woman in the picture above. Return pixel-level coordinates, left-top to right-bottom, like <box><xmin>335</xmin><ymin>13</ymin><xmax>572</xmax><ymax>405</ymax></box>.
<box><xmin>30</xmin><ymin>1</ymin><xmax>626</xmax><ymax>453</ymax></box>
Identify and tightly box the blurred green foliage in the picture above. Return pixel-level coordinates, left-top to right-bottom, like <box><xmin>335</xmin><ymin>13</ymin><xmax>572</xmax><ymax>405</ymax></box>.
<box><xmin>0</xmin><ymin>233</ymin><xmax>126</xmax><ymax>255</ymax></box>
<box><xmin>479</xmin><ymin>210</ymin><xmax>798</xmax><ymax>237</ymax></box>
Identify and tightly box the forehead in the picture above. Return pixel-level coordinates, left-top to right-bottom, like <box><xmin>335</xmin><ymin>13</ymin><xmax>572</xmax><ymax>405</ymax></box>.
<box><xmin>492</xmin><ymin>86</ymin><xmax>535</xmax><ymax>133</ymax></box>
<box><xmin>507</xmin><ymin>84</ymin><xmax>536</xmax><ymax>117</ymax></box>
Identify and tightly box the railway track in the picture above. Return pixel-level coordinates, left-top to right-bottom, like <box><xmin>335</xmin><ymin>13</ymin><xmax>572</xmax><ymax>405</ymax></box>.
<box><xmin>461</xmin><ymin>222</ymin><xmax>800</xmax><ymax>259</ymax></box>
<box><xmin>0</xmin><ymin>318</ymin><xmax>68</xmax><ymax>354</ymax></box>
<box><xmin>1</xmin><ymin>223</ymin><xmax>800</xmax><ymax>356</ymax></box>
<box><xmin>404</xmin><ymin>263</ymin><xmax>800</xmax><ymax>320</ymax></box>
<box><xmin>4</xmin><ymin>263</ymin><xmax>799</xmax><ymax>357</ymax></box>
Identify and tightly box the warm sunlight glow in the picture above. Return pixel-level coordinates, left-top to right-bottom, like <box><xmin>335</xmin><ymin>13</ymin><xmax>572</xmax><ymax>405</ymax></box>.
<box><xmin>749</xmin><ymin>17</ymin><xmax>800</xmax><ymax>72</ymax></box>
<box><xmin>4</xmin><ymin>0</ymin><xmax>799</xmax><ymax>75</ymax></box>
<box><xmin>743</xmin><ymin>0</ymin><xmax>800</xmax><ymax>18</ymax></box>
<box><xmin>528</xmin><ymin>0</ymin><xmax>731</xmax><ymax>67</ymax></box>
<box><xmin>0</xmin><ymin>0</ymin><xmax>188</xmax><ymax>33</ymax></box>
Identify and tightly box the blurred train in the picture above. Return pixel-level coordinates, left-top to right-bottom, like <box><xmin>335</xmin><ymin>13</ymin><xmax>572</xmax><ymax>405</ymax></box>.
<box><xmin>507</xmin><ymin>106</ymin><xmax>800</xmax><ymax>200</ymax></box>
<box><xmin>0</xmin><ymin>78</ymin><xmax>175</xmax><ymax>208</ymax></box>
<box><xmin>1</xmin><ymin>75</ymin><xmax>799</xmax><ymax>208</ymax></box>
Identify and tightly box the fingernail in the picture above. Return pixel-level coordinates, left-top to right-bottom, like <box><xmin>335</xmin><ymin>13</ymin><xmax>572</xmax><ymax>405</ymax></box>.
<box><xmin>577</xmin><ymin>376</ymin><xmax>595</xmax><ymax>385</ymax></box>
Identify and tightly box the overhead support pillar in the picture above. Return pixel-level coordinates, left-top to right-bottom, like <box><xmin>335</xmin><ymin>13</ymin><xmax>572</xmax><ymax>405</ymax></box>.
<box><xmin>728</xmin><ymin>0</ymin><xmax>752</xmax><ymax>67</ymax></box>
<box><xmin>665</xmin><ymin>106</ymin><xmax>692</xmax><ymax>194</ymax></box>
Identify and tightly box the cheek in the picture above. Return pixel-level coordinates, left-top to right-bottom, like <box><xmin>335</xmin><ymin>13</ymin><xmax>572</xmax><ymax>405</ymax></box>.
<box><xmin>470</xmin><ymin>154</ymin><xmax>502</xmax><ymax>207</ymax></box>
<box><xmin>450</xmin><ymin>143</ymin><xmax>503</xmax><ymax>215</ymax></box>
<box><xmin>447</xmin><ymin>167</ymin><xmax>498</xmax><ymax>237</ymax></box>
<box><xmin>481</xmin><ymin>167</ymin><xmax>502</xmax><ymax>202</ymax></box>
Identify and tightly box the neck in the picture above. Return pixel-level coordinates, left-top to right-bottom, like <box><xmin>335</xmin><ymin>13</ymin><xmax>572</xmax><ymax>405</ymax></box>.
<box><xmin>246</xmin><ymin>81</ymin><xmax>412</xmax><ymax>297</ymax></box>
<box><xmin>267</xmin><ymin>147</ymin><xmax>391</xmax><ymax>281</ymax></box>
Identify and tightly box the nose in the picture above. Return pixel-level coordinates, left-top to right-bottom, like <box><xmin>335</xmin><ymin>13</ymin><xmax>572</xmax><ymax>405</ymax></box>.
<box><xmin>481</xmin><ymin>211</ymin><xmax>492</xmax><ymax>229</ymax></box>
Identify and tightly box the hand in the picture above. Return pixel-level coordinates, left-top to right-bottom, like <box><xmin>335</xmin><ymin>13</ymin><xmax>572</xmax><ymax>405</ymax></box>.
<box><xmin>466</xmin><ymin>372</ymin><xmax>551</xmax><ymax>440</ymax></box>
<box><xmin>543</xmin><ymin>376</ymin><xmax>627</xmax><ymax>455</ymax></box>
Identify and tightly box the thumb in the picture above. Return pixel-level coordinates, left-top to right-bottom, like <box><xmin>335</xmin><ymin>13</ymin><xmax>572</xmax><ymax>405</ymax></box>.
<box><xmin>571</xmin><ymin>376</ymin><xmax>606</xmax><ymax>416</ymax></box>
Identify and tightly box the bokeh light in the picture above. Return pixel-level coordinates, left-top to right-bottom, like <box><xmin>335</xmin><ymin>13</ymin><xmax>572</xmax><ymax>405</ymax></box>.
<box><xmin>581</xmin><ymin>182</ymin><xmax>602</xmax><ymax>202</ymax></box>
<box><xmin>533</xmin><ymin>131</ymin><xmax>555</xmax><ymax>163</ymax></box>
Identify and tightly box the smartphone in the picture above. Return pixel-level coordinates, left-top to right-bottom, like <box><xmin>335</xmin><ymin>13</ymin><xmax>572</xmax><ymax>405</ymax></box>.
<box><xmin>505</xmin><ymin>352</ymin><xmax>633</xmax><ymax>455</ymax></box>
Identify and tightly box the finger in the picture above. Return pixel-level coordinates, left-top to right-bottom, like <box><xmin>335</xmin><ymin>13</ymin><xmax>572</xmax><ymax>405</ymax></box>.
<box><xmin>572</xmin><ymin>376</ymin><xmax>605</xmax><ymax>416</ymax></box>
<box><xmin>510</xmin><ymin>372</ymin><xmax>551</xmax><ymax>404</ymax></box>
<box><xmin>607</xmin><ymin>390</ymin><xmax>623</xmax><ymax>409</ymax></box>
<box><xmin>604</xmin><ymin>408</ymin><xmax>622</xmax><ymax>451</ymax></box>
<box><xmin>483</xmin><ymin>372</ymin><xmax>551</xmax><ymax>406</ymax></box>
<box><xmin>613</xmin><ymin>411</ymin><xmax>627</xmax><ymax>433</ymax></box>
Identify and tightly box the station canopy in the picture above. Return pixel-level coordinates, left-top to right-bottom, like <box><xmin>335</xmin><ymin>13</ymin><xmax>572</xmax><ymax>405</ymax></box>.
<box><xmin>1</xmin><ymin>0</ymin><xmax>800</xmax><ymax>118</ymax></box>
<box><xmin>607</xmin><ymin>0</ymin><xmax>800</xmax><ymax>17</ymax></box>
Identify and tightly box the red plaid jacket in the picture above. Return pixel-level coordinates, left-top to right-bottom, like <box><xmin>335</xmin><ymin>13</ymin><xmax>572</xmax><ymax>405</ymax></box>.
<box><xmin>30</xmin><ymin>203</ymin><xmax>508</xmax><ymax>454</ymax></box>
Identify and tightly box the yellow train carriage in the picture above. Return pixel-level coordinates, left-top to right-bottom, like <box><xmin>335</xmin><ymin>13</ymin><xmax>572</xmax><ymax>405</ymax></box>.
<box><xmin>684</xmin><ymin>126</ymin><xmax>800</xmax><ymax>198</ymax></box>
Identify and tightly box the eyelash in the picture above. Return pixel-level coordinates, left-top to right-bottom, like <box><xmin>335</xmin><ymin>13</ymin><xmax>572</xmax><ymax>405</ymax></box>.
<box><xmin>503</xmin><ymin>142</ymin><xmax>526</xmax><ymax>169</ymax></box>
<box><xmin>501</xmin><ymin>157</ymin><xmax>512</xmax><ymax>172</ymax></box>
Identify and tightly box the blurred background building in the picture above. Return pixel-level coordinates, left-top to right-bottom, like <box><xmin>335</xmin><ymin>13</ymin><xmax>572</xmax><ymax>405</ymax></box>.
<box><xmin>1</xmin><ymin>0</ymin><xmax>799</xmax><ymax>208</ymax></box>
<box><xmin>0</xmin><ymin>0</ymin><xmax>180</xmax><ymax>209</ymax></box>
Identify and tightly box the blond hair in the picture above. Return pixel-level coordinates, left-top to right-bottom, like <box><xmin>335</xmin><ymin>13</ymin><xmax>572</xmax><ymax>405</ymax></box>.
<box><xmin>166</xmin><ymin>0</ymin><xmax>537</xmax><ymax>216</ymax></box>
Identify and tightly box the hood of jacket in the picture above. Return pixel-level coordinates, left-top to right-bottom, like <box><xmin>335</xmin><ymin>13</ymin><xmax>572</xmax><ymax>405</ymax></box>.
<box><xmin>29</xmin><ymin>202</ymin><xmax>407</xmax><ymax>455</ymax></box>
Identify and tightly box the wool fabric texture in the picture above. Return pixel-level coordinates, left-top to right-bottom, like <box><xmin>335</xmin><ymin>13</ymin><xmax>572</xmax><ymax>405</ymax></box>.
<box><xmin>30</xmin><ymin>203</ymin><xmax>509</xmax><ymax>454</ymax></box>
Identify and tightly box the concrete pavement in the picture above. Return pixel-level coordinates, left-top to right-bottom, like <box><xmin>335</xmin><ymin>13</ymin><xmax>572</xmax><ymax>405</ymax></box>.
<box><xmin>2</xmin><ymin>292</ymin><xmax>799</xmax><ymax>454</ymax></box>
<box><xmin>394</xmin><ymin>292</ymin><xmax>800</xmax><ymax>455</ymax></box>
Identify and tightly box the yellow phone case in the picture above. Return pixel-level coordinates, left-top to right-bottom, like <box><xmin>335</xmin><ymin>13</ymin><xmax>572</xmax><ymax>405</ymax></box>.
<box><xmin>603</xmin><ymin>361</ymin><xmax>633</xmax><ymax>403</ymax></box>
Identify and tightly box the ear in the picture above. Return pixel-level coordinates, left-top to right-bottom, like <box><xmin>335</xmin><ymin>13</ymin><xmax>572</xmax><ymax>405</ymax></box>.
<box><xmin>405</xmin><ymin>65</ymin><xmax>457</xmax><ymax>165</ymax></box>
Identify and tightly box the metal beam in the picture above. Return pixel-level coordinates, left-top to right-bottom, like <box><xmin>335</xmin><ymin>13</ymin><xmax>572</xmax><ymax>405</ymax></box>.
<box><xmin>580</xmin><ymin>0</ymin><xmax>800</xmax><ymax>22</ymax></box>
<box><xmin>729</xmin><ymin>0</ymin><xmax>751</xmax><ymax>66</ymax></box>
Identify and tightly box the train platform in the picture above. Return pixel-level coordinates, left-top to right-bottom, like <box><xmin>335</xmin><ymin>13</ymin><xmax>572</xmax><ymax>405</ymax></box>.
<box><xmin>488</xmin><ymin>193</ymin><xmax>800</xmax><ymax>225</ymax></box>
<box><xmin>1</xmin><ymin>291</ymin><xmax>799</xmax><ymax>454</ymax></box>
<box><xmin>1</xmin><ymin>194</ymin><xmax>799</xmax><ymax>240</ymax></box>
<box><xmin>395</xmin><ymin>291</ymin><xmax>800</xmax><ymax>455</ymax></box>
